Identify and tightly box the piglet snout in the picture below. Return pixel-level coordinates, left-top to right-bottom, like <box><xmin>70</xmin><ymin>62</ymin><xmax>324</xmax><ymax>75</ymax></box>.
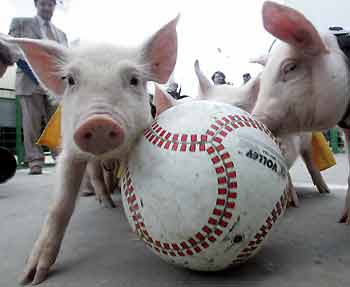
<box><xmin>74</xmin><ymin>115</ymin><xmax>124</xmax><ymax>155</ymax></box>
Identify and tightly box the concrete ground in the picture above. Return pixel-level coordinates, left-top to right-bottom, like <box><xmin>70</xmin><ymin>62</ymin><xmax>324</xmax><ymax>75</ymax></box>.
<box><xmin>0</xmin><ymin>154</ymin><xmax>349</xmax><ymax>287</ymax></box>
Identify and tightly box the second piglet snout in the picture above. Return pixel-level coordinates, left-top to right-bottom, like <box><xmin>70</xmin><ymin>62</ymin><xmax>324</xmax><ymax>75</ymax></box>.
<box><xmin>74</xmin><ymin>114</ymin><xmax>124</xmax><ymax>155</ymax></box>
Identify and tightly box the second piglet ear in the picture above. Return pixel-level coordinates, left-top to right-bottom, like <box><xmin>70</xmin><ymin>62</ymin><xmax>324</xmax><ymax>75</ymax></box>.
<box><xmin>154</xmin><ymin>85</ymin><xmax>176</xmax><ymax>117</ymax></box>
<box><xmin>8</xmin><ymin>38</ymin><xmax>68</xmax><ymax>95</ymax></box>
<box><xmin>194</xmin><ymin>59</ymin><xmax>212</xmax><ymax>98</ymax></box>
<box><xmin>262</xmin><ymin>1</ymin><xmax>328</xmax><ymax>56</ymax></box>
<box><xmin>143</xmin><ymin>15</ymin><xmax>179</xmax><ymax>84</ymax></box>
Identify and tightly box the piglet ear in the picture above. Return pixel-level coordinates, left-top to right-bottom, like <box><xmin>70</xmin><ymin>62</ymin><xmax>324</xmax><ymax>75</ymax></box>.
<box><xmin>249</xmin><ymin>54</ymin><xmax>267</xmax><ymax>66</ymax></box>
<box><xmin>8</xmin><ymin>37</ymin><xmax>68</xmax><ymax>95</ymax></box>
<box><xmin>262</xmin><ymin>1</ymin><xmax>328</xmax><ymax>56</ymax></box>
<box><xmin>154</xmin><ymin>84</ymin><xmax>176</xmax><ymax>117</ymax></box>
<box><xmin>143</xmin><ymin>15</ymin><xmax>179</xmax><ymax>84</ymax></box>
<box><xmin>194</xmin><ymin>59</ymin><xmax>212</xmax><ymax>99</ymax></box>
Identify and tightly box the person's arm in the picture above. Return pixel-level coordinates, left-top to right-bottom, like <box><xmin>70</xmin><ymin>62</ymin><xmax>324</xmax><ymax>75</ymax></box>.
<box><xmin>0</xmin><ymin>18</ymin><xmax>22</xmax><ymax>78</ymax></box>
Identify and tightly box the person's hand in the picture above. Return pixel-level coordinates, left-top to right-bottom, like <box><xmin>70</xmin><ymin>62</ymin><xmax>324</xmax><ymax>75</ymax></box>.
<box><xmin>0</xmin><ymin>61</ymin><xmax>8</xmax><ymax>78</ymax></box>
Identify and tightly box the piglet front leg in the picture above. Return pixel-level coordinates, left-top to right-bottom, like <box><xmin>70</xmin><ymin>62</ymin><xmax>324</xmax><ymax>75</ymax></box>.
<box><xmin>339</xmin><ymin>129</ymin><xmax>350</xmax><ymax>224</ymax></box>
<box><xmin>20</xmin><ymin>152</ymin><xmax>86</xmax><ymax>285</ymax></box>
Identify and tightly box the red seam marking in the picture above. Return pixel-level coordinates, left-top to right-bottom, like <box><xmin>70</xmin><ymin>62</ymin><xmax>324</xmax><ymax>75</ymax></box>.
<box><xmin>172</xmin><ymin>143</ymin><xmax>179</xmax><ymax>151</ymax></box>
<box><xmin>207</xmin><ymin>147</ymin><xmax>215</xmax><ymax>154</ymax></box>
<box><xmin>207</xmin><ymin>130</ymin><xmax>215</xmax><ymax>136</ymax></box>
<box><xmin>225</xmin><ymin>162</ymin><xmax>234</xmax><ymax>168</ymax></box>
<box><xmin>164</xmin><ymin>141</ymin><xmax>171</xmax><ymax>150</ymax></box>
<box><xmin>190</xmin><ymin>144</ymin><xmax>196</xmax><ymax>152</ymax></box>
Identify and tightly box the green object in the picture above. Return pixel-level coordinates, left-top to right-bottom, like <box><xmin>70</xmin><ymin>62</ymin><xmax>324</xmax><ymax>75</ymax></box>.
<box><xmin>15</xmin><ymin>96</ymin><xmax>24</xmax><ymax>165</ymax></box>
<box><xmin>329</xmin><ymin>128</ymin><xmax>346</xmax><ymax>154</ymax></box>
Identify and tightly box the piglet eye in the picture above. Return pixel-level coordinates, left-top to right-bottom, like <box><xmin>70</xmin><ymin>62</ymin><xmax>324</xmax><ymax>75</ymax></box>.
<box><xmin>68</xmin><ymin>76</ymin><xmax>75</xmax><ymax>86</ymax></box>
<box><xmin>130</xmin><ymin>76</ymin><xmax>139</xmax><ymax>86</ymax></box>
<box><xmin>283</xmin><ymin>62</ymin><xmax>297</xmax><ymax>74</ymax></box>
<box><xmin>61</xmin><ymin>75</ymin><xmax>76</xmax><ymax>86</ymax></box>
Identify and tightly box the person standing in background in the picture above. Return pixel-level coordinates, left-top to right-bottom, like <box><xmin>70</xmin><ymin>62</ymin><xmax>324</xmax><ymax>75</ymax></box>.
<box><xmin>0</xmin><ymin>0</ymin><xmax>68</xmax><ymax>174</ymax></box>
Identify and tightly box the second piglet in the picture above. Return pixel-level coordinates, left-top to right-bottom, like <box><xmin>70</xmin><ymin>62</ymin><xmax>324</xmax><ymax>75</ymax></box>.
<box><xmin>5</xmin><ymin>15</ymin><xmax>179</xmax><ymax>285</ymax></box>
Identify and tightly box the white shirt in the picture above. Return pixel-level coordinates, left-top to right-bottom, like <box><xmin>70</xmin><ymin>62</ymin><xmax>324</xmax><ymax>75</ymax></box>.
<box><xmin>36</xmin><ymin>15</ymin><xmax>58</xmax><ymax>41</ymax></box>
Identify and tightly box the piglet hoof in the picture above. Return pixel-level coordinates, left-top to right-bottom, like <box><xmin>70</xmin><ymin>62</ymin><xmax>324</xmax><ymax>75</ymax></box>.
<box><xmin>318</xmin><ymin>185</ymin><xmax>331</xmax><ymax>194</ymax></box>
<box><xmin>95</xmin><ymin>192</ymin><xmax>116</xmax><ymax>208</ymax></box>
<box><xmin>20</xmin><ymin>265</ymin><xmax>50</xmax><ymax>286</ymax></box>
<box><xmin>100</xmin><ymin>197</ymin><xmax>116</xmax><ymax>208</ymax></box>
<box><xmin>339</xmin><ymin>210</ymin><xmax>349</xmax><ymax>224</ymax></box>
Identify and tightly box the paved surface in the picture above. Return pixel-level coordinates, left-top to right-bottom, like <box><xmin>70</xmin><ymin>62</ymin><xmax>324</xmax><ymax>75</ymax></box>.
<box><xmin>0</xmin><ymin>154</ymin><xmax>349</xmax><ymax>287</ymax></box>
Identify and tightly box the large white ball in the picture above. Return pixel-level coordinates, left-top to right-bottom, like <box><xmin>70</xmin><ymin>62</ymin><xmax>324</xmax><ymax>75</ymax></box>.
<box><xmin>121</xmin><ymin>101</ymin><xmax>288</xmax><ymax>271</ymax></box>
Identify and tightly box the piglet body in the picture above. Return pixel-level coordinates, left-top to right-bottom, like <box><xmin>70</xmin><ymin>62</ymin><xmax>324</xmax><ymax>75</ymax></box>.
<box><xmin>3</xmin><ymin>15</ymin><xmax>179</xmax><ymax>285</ymax></box>
<box><xmin>251</xmin><ymin>1</ymin><xmax>350</xmax><ymax>223</ymax></box>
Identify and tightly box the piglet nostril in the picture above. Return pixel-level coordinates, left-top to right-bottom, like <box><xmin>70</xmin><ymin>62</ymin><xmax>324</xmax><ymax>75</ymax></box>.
<box><xmin>109</xmin><ymin>131</ymin><xmax>117</xmax><ymax>138</ymax></box>
<box><xmin>84</xmin><ymin>132</ymin><xmax>93</xmax><ymax>140</ymax></box>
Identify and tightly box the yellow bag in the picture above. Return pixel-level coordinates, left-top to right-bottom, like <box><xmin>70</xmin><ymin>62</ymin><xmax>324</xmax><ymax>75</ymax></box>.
<box><xmin>36</xmin><ymin>105</ymin><xmax>62</xmax><ymax>149</ymax></box>
<box><xmin>312</xmin><ymin>132</ymin><xmax>336</xmax><ymax>171</ymax></box>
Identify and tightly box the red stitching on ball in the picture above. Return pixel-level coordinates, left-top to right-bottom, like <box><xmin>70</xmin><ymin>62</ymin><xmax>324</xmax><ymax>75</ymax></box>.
<box><xmin>172</xmin><ymin>143</ymin><xmax>179</xmax><ymax>151</ymax></box>
<box><xmin>225</xmin><ymin>126</ymin><xmax>233</xmax><ymax>132</ymax></box>
<box><xmin>211</xmin><ymin>124</ymin><xmax>219</xmax><ymax>130</ymax></box>
<box><xmin>201</xmin><ymin>135</ymin><xmax>208</xmax><ymax>142</ymax></box>
<box><xmin>152</xmin><ymin>137</ymin><xmax>159</xmax><ymax>145</ymax></box>
<box><xmin>195</xmin><ymin>232</ymin><xmax>205</xmax><ymax>241</ymax></box>
<box><xmin>216</xmin><ymin>120</ymin><xmax>225</xmax><ymax>126</ymax></box>
<box><xmin>216</xmin><ymin>144</ymin><xmax>225</xmax><ymax>152</ymax></box>
<box><xmin>202</xmin><ymin>226</ymin><xmax>212</xmax><ymax>234</ymax></box>
<box><xmin>180</xmin><ymin>241</ymin><xmax>189</xmax><ymax>249</ymax></box>
<box><xmin>206</xmin><ymin>130</ymin><xmax>215</xmax><ymax>136</ymax></box>
<box><xmin>211</xmin><ymin>156</ymin><xmax>220</xmax><ymax>164</ymax></box>
<box><xmin>228</xmin><ymin>192</ymin><xmax>237</xmax><ymax>199</ymax></box>
<box><xmin>190</xmin><ymin>144</ymin><xmax>196</xmax><ymax>152</ymax></box>
<box><xmin>194</xmin><ymin>246</ymin><xmax>201</xmax><ymax>253</ymax></box>
<box><xmin>229</xmin><ymin>182</ymin><xmax>237</xmax><ymax>189</ymax></box>
<box><xmin>215</xmin><ymin>166</ymin><xmax>225</xmax><ymax>174</ymax></box>
<box><xmin>213</xmin><ymin>137</ymin><xmax>222</xmax><ymax>143</ymax></box>
<box><xmin>231</xmin><ymin>122</ymin><xmax>239</xmax><ymax>129</ymax></box>
<box><xmin>216</xmin><ymin>199</ymin><xmax>226</xmax><ymax>206</ymax></box>
<box><xmin>225</xmin><ymin>162</ymin><xmax>234</xmax><ymax>168</ymax></box>
<box><xmin>218</xmin><ymin>188</ymin><xmax>227</xmax><ymax>195</ymax></box>
<box><xmin>201</xmin><ymin>242</ymin><xmax>209</xmax><ymax>249</ymax></box>
<box><xmin>207</xmin><ymin>147</ymin><xmax>215</xmax><ymax>155</ymax></box>
<box><xmin>164</xmin><ymin>142</ymin><xmax>171</xmax><ymax>150</ymax></box>
<box><xmin>208</xmin><ymin>236</ymin><xmax>216</xmax><ymax>242</ymax></box>
<box><xmin>222</xmin><ymin>117</ymin><xmax>230</xmax><ymax>124</ymax></box>
<box><xmin>231</xmin><ymin>191</ymin><xmax>288</xmax><ymax>265</ymax></box>
<box><xmin>213</xmin><ymin>208</ymin><xmax>222</xmax><ymax>216</ymax></box>
<box><xmin>208</xmin><ymin>217</ymin><xmax>218</xmax><ymax>225</ymax></box>
<box><xmin>217</xmin><ymin>177</ymin><xmax>227</xmax><ymax>184</ymax></box>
